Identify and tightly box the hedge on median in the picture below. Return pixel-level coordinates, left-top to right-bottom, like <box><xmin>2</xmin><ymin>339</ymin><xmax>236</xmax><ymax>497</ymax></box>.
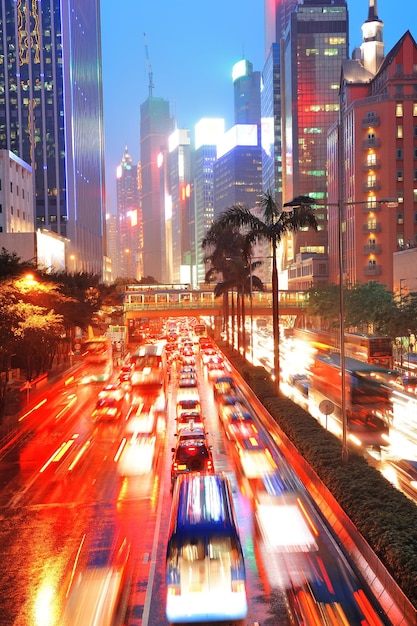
<box><xmin>220</xmin><ymin>344</ymin><xmax>417</xmax><ymax>608</ymax></box>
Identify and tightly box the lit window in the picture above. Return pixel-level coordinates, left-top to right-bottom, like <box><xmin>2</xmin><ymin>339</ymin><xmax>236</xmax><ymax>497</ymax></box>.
<box><xmin>396</xmin><ymin>103</ymin><xmax>403</xmax><ymax>117</ymax></box>
<box><xmin>397</xmin><ymin>125</ymin><xmax>403</xmax><ymax>138</ymax></box>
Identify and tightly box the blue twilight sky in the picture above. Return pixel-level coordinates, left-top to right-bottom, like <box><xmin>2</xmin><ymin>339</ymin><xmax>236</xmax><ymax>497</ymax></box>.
<box><xmin>100</xmin><ymin>0</ymin><xmax>415</xmax><ymax>213</ymax></box>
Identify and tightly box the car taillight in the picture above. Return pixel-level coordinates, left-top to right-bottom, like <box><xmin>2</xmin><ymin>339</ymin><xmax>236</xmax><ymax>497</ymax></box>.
<box><xmin>167</xmin><ymin>584</ymin><xmax>181</xmax><ymax>596</ymax></box>
<box><xmin>231</xmin><ymin>580</ymin><xmax>246</xmax><ymax>594</ymax></box>
<box><xmin>172</xmin><ymin>462</ymin><xmax>178</xmax><ymax>471</ymax></box>
<box><xmin>207</xmin><ymin>460</ymin><xmax>213</xmax><ymax>470</ymax></box>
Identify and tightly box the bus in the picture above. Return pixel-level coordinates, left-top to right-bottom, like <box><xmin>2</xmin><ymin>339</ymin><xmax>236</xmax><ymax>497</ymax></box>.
<box><xmin>81</xmin><ymin>336</ymin><xmax>113</xmax><ymax>383</ymax></box>
<box><xmin>130</xmin><ymin>342</ymin><xmax>167</xmax><ymax>390</ymax></box>
<box><xmin>294</xmin><ymin>328</ymin><xmax>394</xmax><ymax>369</ymax></box>
<box><xmin>165</xmin><ymin>473</ymin><xmax>248</xmax><ymax>623</ymax></box>
<box><xmin>193</xmin><ymin>322</ymin><xmax>207</xmax><ymax>340</ymax></box>
<box><xmin>308</xmin><ymin>353</ymin><xmax>392</xmax><ymax>448</ymax></box>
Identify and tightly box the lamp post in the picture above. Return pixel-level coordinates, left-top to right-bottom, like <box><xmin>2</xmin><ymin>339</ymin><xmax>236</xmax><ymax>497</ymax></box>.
<box><xmin>286</xmin><ymin>196</ymin><xmax>397</xmax><ymax>462</ymax></box>
<box><xmin>399</xmin><ymin>278</ymin><xmax>407</xmax><ymax>369</ymax></box>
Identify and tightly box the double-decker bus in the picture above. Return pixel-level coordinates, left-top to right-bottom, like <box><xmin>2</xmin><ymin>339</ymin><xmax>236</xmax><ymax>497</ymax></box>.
<box><xmin>130</xmin><ymin>342</ymin><xmax>167</xmax><ymax>390</ymax></box>
<box><xmin>294</xmin><ymin>328</ymin><xmax>394</xmax><ymax>369</ymax></box>
<box><xmin>165</xmin><ymin>473</ymin><xmax>247</xmax><ymax>623</ymax></box>
<box><xmin>81</xmin><ymin>336</ymin><xmax>113</xmax><ymax>383</ymax></box>
<box><xmin>308</xmin><ymin>353</ymin><xmax>392</xmax><ymax>448</ymax></box>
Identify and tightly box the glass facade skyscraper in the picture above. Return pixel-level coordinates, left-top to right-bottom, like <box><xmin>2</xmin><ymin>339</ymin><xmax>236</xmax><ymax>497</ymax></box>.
<box><xmin>0</xmin><ymin>1</ymin><xmax>106</xmax><ymax>275</ymax></box>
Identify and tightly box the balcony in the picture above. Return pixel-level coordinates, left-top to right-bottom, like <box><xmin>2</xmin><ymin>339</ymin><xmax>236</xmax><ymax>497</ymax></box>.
<box><xmin>362</xmin><ymin>222</ymin><xmax>381</xmax><ymax>234</ymax></box>
<box><xmin>362</xmin><ymin>138</ymin><xmax>380</xmax><ymax>149</ymax></box>
<box><xmin>362</xmin><ymin>160</ymin><xmax>381</xmax><ymax>171</ymax></box>
<box><xmin>362</xmin><ymin>203</ymin><xmax>381</xmax><ymax>213</ymax></box>
<box><xmin>362</xmin><ymin>181</ymin><xmax>381</xmax><ymax>192</ymax></box>
<box><xmin>363</xmin><ymin>264</ymin><xmax>382</xmax><ymax>276</ymax></box>
<box><xmin>363</xmin><ymin>244</ymin><xmax>381</xmax><ymax>254</ymax></box>
<box><xmin>362</xmin><ymin>115</ymin><xmax>380</xmax><ymax>128</ymax></box>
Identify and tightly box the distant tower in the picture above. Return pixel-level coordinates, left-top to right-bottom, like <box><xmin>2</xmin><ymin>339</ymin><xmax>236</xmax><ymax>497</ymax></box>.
<box><xmin>233</xmin><ymin>59</ymin><xmax>261</xmax><ymax>126</ymax></box>
<box><xmin>168</xmin><ymin>129</ymin><xmax>192</xmax><ymax>284</ymax></box>
<box><xmin>193</xmin><ymin>118</ymin><xmax>225</xmax><ymax>286</ymax></box>
<box><xmin>0</xmin><ymin>1</ymin><xmax>106</xmax><ymax>276</ymax></box>
<box><xmin>116</xmin><ymin>147</ymin><xmax>140</xmax><ymax>279</ymax></box>
<box><xmin>140</xmin><ymin>97</ymin><xmax>174</xmax><ymax>282</ymax></box>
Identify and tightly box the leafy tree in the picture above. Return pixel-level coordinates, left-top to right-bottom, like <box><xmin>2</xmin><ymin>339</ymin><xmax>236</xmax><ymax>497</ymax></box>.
<box><xmin>0</xmin><ymin>248</ymin><xmax>36</xmax><ymax>279</ymax></box>
<box><xmin>344</xmin><ymin>282</ymin><xmax>395</xmax><ymax>334</ymax></box>
<box><xmin>305</xmin><ymin>283</ymin><xmax>340</xmax><ymax>329</ymax></box>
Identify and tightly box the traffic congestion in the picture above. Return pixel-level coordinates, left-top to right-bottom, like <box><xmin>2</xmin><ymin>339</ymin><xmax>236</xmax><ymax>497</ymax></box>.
<box><xmin>0</xmin><ymin>316</ymin><xmax>401</xmax><ymax>625</ymax></box>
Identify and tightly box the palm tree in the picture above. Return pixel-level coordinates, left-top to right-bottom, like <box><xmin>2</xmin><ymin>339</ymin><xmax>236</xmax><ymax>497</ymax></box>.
<box><xmin>202</xmin><ymin>225</ymin><xmax>263</xmax><ymax>356</ymax></box>
<box><xmin>212</xmin><ymin>191</ymin><xmax>318</xmax><ymax>392</ymax></box>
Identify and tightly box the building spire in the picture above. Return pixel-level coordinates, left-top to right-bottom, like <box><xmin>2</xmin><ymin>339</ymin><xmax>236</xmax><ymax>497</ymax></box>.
<box><xmin>367</xmin><ymin>0</ymin><xmax>380</xmax><ymax>23</ymax></box>
<box><xmin>360</xmin><ymin>0</ymin><xmax>384</xmax><ymax>74</ymax></box>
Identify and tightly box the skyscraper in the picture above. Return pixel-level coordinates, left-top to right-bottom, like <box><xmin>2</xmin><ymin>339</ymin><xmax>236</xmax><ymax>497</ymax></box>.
<box><xmin>140</xmin><ymin>97</ymin><xmax>174</xmax><ymax>282</ymax></box>
<box><xmin>168</xmin><ymin>129</ymin><xmax>192</xmax><ymax>284</ymax></box>
<box><xmin>116</xmin><ymin>147</ymin><xmax>141</xmax><ymax>280</ymax></box>
<box><xmin>283</xmin><ymin>0</ymin><xmax>348</xmax><ymax>270</ymax></box>
<box><xmin>0</xmin><ymin>1</ymin><xmax>106</xmax><ymax>275</ymax></box>
<box><xmin>262</xmin><ymin>0</ymin><xmax>299</xmax><ymax>200</ymax></box>
<box><xmin>193</xmin><ymin>118</ymin><xmax>225</xmax><ymax>286</ymax></box>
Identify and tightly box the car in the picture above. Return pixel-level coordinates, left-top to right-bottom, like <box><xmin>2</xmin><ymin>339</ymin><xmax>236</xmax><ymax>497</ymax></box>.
<box><xmin>392</xmin><ymin>376</ymin><xmax>417</xmax><ymax>394</ymax></box>
<box><xmin>178</xmin><ymin>373</ymin><xmax>197</xmax><ymax>388</ymax></box>
<box><xmin>98</xmin><ymin>383</ymin><xmax>124</xmax><ymax>402</ymax></box>
<box><xmin>206</xmin><ymin>360</ymin><xmax>225</xmax><ymax>381</ymax></box>
<box><xmin>176</xmin><ymin>397</ymin><xmax>201</xmax><ymax>418</ymax></box>
<box><xmin>201</xmin><ymin>348</ymin><xmax>218</xmax><ymax>365</ymax></box>
<box><xmin>91</xmin><ymin>397</ymin><xmax>123</xmax><ymax>422</ymax></box>
<box><xmin>118</xmin><ymin>364</ymin><xmax>133</xmax><ymax>383</ymax></box>
<box><xmin>176</xmin><ymin>411</ymin><xmax>205</xmax><ymax>432</ymax></box>
<box><xmin>180</xmin><ymin>365</ymin><xmax>196</xmax><ymax>375</ymax></box>
<box><xmin>213</xmin><ymin>376</ymin><xmax>237</xmax><ymax>399</ymax></box>
<box><xmin>170</xmin><ymin>439</ymin><xmax>214</xmax><ymax>486</ymax></box>
<box><xmin>219</xmin><ymin>402</ymin><xmax>252</xmax><ymax>426</ymax></box>
<box><xmin>174</xmin><ymin>426</ymin><xmax>208</xmax><ymax>443</ymax></box>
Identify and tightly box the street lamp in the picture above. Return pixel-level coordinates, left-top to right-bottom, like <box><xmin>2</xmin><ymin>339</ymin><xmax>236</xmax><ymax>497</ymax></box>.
<box><xmin>399</xmin><ymin>278</ymin><xmax>407</xmax><ymax>368</ymax></box>
<box><xmin>286</xmin><ymin>196</ymin><xmax>397</xmax><ymax>462</ymax></box>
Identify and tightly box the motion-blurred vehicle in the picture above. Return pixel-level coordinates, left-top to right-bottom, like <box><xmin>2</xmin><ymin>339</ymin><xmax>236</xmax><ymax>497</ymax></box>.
<box><xmin>166</xmin><ymin>473</ymin><xmax>247</xmax><ymax>623</ymax></box>
<box><xmin>176</xmin><ymin>411</ymin><xmax>205</xmax><ymax>432</ymax></box>
<box><xmin>170</xmin><ymin>438</ymin><xmax>214</xmax><ymax>486</ymax></box>
<box><xmin>62</xmin><ymin>538</ymin><xmax>131</xmax><ymax>626</ymax></box>
<box><xmin>392</xmin><ymin>375</ymin><xmax>417</xmax><ymax>394</ymax></box>
<box><xmin>233</xmin><ymin>432</ymin><xmax>277</xmax><ymax>479</ymax></box>
<box><xmin>201</xmin><ymin>347</ymin><xmax>218</xmax><ymax>365</ymax></box>
<box><xmin>174</xmin><ymin>425</ymin><xmax>208</xmax><ymax>443</ymax></box>
<box><xmin>219</xmin><ymin>401</ymin><xmax>252</xmax><ymax>427</ymax></box>
<box><xmin>213</xmin><ymin>376</ymin><xmax>237</xmax><ymax>399</ymax></box>
<box><xmin>98</xmin><ymin>383</ymin><xmax>125</xmax><ymax>402</ymax></box>
<box><xmin>176</xmin><ymin>397</ymin><xmax>201</xmax><ymax>419</ymax></box>
<box><xmin>91</xmin><ymin>397</ymin><xmax>123</xmax><ymax>422</ymax></box>
<box><xmin>178</xmin><ymin>372</ymin><xmax>197</xmax><ymax>388</ymax></box>
<box><xmin>118</xmin><ymin>364</ymin><xmax>133</xmax><ymax>383</ymax></box>
<box><xmin>206</xmin><ymin>359</ymin><xmax>225</xmax><ymax>381</ymax></box>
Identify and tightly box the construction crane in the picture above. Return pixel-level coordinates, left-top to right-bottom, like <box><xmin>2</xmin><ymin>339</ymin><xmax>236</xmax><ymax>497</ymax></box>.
<box><xmin>143</xmin><ymin>32</ymin><xmax>154</xmax><ymax>97</ymax></box>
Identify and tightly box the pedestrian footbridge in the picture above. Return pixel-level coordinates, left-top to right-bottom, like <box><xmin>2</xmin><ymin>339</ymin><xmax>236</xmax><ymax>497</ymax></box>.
<box><xmin>124</xmin><ymin>284</ymin><xmax>307</xmax><ymax>321</ymax></box>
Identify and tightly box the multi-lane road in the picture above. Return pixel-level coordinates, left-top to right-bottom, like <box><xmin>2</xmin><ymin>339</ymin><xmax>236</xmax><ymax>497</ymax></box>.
<box><xmin>0</xmin><ymin>341</ymin><xmax>398</xmax><ymax>625</ymax></box>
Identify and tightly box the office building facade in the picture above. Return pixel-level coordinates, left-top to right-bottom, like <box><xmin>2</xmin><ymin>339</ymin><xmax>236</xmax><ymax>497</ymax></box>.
<box><xmin>140</xmin><ymin>97</ymin><xmax>174</xmax><ymax>282</ymax></box>
<box><xmin>0</xmin><ymin>1</ymin><xmax>106</xmax><ymax>275</ymax></box>
<box><xmin>116</xmin><ymin>147</ymin><xmax>141</xmax><ymax>280</ymax></box>
<box><xmin>327</xmin><ymin>5</ymin><xmax>417</xmax><ymax>291</ymax></box>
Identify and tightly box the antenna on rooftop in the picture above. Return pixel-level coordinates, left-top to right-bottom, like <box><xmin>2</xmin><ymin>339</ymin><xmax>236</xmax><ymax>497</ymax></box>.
<box><xmin>143</xmin><ymin>32</ymin><xmax>154</xmax><ymax>97</ymax></box>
